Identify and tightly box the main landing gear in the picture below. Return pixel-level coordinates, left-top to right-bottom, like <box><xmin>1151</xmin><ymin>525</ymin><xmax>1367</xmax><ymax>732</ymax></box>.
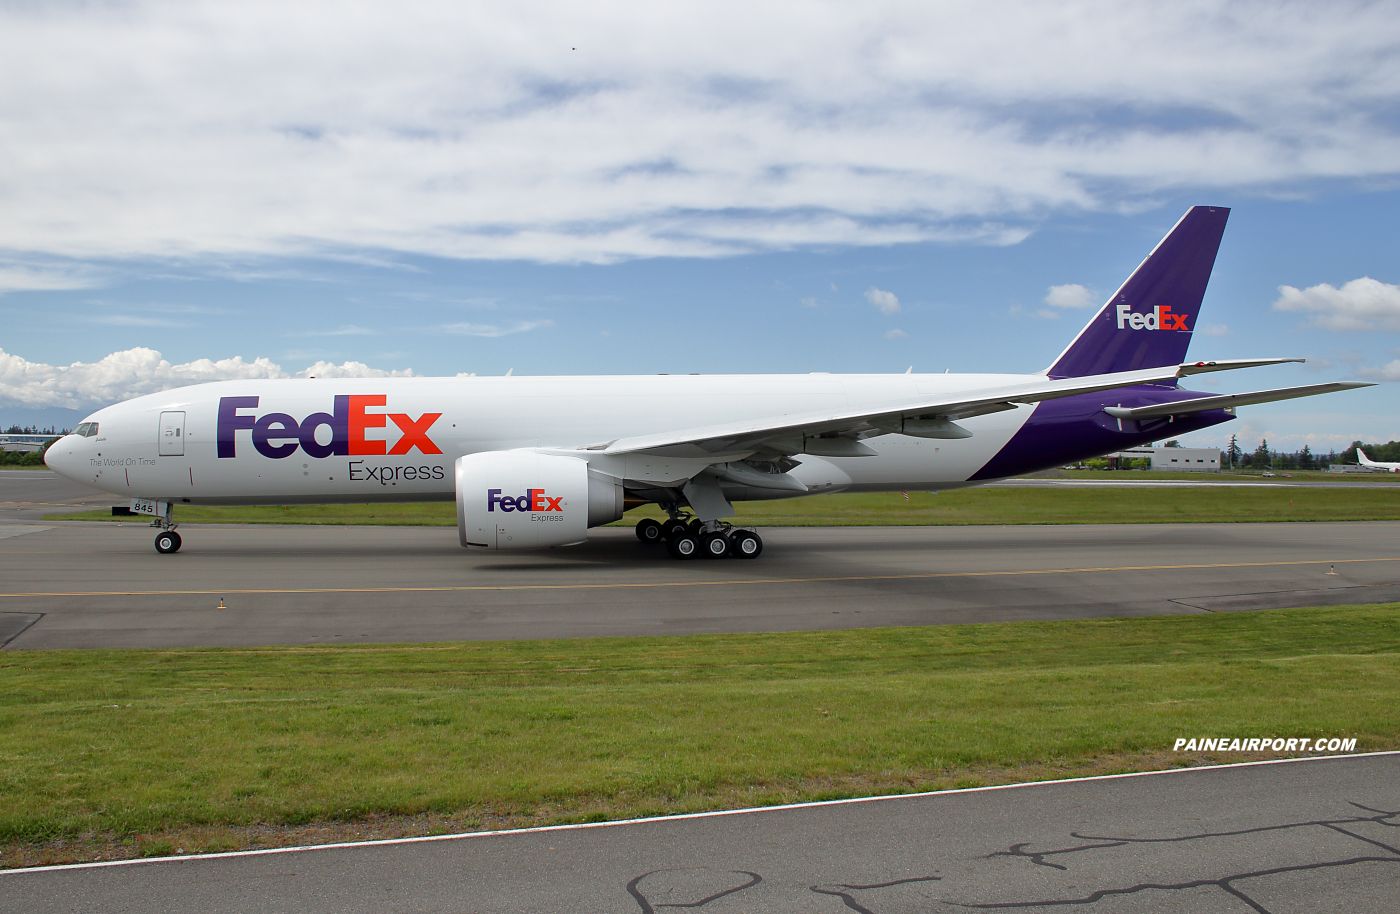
<box><xmin>635</xmin><ymin>513</ymin><xmax>762</xmax><ymax>560</ymax></box>
<box><xmin>152</xmin><ymin>503</ymin><xmax>182</xmax><ymax>554</ymax></box>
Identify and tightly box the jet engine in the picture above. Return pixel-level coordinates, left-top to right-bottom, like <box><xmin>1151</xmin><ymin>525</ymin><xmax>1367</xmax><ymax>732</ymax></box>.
<box><xmin>456</xmin><ymin>450</ymin><xmax>625</xmax><ymax>550</ymax></box>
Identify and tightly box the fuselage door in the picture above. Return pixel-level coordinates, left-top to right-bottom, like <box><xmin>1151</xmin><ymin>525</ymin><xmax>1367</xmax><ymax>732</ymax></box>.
<box><xmin>159</xmin><ymin>411</ymin><xmax>186</xmax><ymax>457</ymax></box>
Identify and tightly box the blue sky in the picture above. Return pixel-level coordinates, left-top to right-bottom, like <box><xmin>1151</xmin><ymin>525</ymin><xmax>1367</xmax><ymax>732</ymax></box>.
<box><xmin>2</xmin><ymin>2</ymin><xmax>1398</xmax><ymax>455</ymax></box>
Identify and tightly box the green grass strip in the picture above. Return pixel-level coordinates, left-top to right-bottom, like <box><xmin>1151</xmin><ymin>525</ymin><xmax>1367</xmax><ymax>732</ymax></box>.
<box><xmin>1</xmin><ymin>605</ymin><xmax>1396</xmax><ymax>856</ymax></box>
<box><xmin>49</xmin><ymin>485</ymin><xmax>1400</xmax><ymax>526</ymax></box>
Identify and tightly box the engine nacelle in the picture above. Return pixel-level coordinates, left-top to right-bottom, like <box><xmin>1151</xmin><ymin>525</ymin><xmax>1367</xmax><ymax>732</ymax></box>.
<box><xmin>456</xmin><ymin>450</ymin><xmax>624</xmax><ymax>550</ymax></box>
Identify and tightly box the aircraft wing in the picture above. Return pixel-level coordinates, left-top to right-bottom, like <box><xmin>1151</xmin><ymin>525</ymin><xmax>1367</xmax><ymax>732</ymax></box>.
<box><xmin>1102</xmin><ymin>382</ymin><xmax>1372</xmax><ymax>421</ymax></box>
<box><xmin>601</xmin><ymin>364</ymin><xmax>1189</xmax><ymax>458</ymax></box>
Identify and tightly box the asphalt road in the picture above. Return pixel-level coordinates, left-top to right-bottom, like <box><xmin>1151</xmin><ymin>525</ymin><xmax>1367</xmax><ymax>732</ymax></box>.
<box><xmin>4</xmin><ymin>753</ymin><xmax>1395</xmax><ymax>913</ymax></box>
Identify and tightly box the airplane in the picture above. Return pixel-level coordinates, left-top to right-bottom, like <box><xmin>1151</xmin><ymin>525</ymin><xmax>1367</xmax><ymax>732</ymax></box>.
<box><xmin>1357</xmin><ymin>449</ymin><xmax>1400</xmax><ymax>472</ymax></box>
<box><xmin>45</xmin><ymin>205</ymin><xmax>1371</xmax><ymax>558</ymax></box>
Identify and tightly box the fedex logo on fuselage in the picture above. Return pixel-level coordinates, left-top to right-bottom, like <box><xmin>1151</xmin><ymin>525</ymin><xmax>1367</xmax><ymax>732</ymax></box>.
<box><xmin>1116</xmin><ymin>304</ymin><xmax>1189</xmax><ymax>331</ymax></box>
<box><xmin>217</xmin><ymin>395</ymin><xmax>442</xmax><ymax>459</ymax></box>
<box><xmin>488</xmin><ymin>489</ymin><xmax>563</xmax><ymax>513</ymax></box>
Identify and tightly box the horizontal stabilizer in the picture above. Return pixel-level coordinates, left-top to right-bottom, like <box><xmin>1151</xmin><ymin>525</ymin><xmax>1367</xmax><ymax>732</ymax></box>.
<box><xmin>1177</xmin><ymin>358</ymin><xmax>1305</xmax><ymax>375</ymax></box>
<box><xmin>1102</xmin><ymin>382</ymin><xmax>1372</xmax><ymax>420</ymax></box>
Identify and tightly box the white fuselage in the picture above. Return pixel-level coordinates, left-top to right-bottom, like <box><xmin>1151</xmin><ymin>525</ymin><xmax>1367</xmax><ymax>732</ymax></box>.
<box><xmin>46</xmin><ymin>373</ymin><xmax>1040</xmax><ymax>505</ymax></box>
<box><xmin>1357</xmin><ymin>450</ymin><xmax>1400</xmax><ymax>473</ymax></box>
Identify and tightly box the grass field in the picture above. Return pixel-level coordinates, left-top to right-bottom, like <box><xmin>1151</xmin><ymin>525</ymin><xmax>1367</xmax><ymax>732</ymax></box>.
<box><xmin>1</xmin><ymin>604</ymin><xmax>1395</xmax><ymax>866</ymax></box>
<box><xmin>48</xmin><ymin>483</ymin><xmax>1400</xmax><ymax>527</ymax></box>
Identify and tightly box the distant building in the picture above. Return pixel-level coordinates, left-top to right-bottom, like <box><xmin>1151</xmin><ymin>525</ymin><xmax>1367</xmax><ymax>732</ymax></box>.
<box><xmin>0</xmin><ymin>433</ymin><xmax>58</xmax><ymax>454</ymax></box>
<box><xmin>1329</xmin><ymin>463</ymin><xmax>1380</xmax><ymax>473</ymax></box>
<box><xmin>1103</xmin><ymin>446</ymin><xmax>1221</xmax><ymax>472</ymax></box>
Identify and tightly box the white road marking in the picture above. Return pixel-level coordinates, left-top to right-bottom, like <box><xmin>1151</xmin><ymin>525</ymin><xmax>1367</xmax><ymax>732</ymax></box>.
<box><xmin>5</xmin><ymin>751</ymin><xmax>1395</xmax><ymax>875</ymax></box>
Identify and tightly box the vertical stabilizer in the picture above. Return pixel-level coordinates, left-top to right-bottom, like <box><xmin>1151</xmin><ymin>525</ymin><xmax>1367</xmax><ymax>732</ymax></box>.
<box><xmin>1047</xmin><ymin>206</ymin><xmax>1229</xmax><ymax>378</ymax></box>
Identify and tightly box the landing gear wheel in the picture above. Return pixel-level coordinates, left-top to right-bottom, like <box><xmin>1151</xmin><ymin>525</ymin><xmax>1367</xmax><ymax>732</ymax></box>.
<box><xmin>636</xmin><ymin>518</ymin><xmax>664</xmax><ymax>543</ymax></box>
<box><xmin>701</xmin><ymin>531</ymin><xmax>730</xmax><ymax>559</ymax></box>
<box><xmin>155</xmin><ymin>531</ymin><xmax>182</xmax><ymax>554</ymax></box>
<box><xmin>730</xmin><ymin>530</ymin><xmax>762</xmax><ymax>559</ymax></box>
<box><xmin>667</xmin><ymin>532</ymin><xmax>700</xmax><ymax>559</ymax></box>
<box><xmin>661</xmin><ymin>519</ymin><xmax>691</xmax><ymax>541</ymax></box>
<box><xmin>687</xmin><ymin>519</ymin><xmax>705</xmax><ymax>536</ymax></box>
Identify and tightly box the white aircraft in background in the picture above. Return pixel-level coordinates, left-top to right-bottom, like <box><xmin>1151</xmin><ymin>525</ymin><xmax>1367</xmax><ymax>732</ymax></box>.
<box><xmin>46</xmin><ymin>206</ymin><xmax>1369</xmax><ymax>558</ymax></box>
<box><xmin>1357</xmin><ymin>449</ymin><xmax>1400</xmax><ymax>472</ymax></box>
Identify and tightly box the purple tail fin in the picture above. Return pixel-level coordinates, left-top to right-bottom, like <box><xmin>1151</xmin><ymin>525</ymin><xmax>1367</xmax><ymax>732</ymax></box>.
<box><xmin>1046</xmin><ymin>206</ymin><xmax>1229</xmax><ymax>379</ymax></box>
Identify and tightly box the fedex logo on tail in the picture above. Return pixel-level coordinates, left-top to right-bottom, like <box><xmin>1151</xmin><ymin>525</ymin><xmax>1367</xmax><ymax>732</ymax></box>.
<box><xmin>488</xmin><ymin>489</ymin><xmax>563</xmax><ymax>513</ymax></box>
<box><xmin>1116</xmin><ymin>304</ymin><xmax>1190</xmax><ymax>331</ymax></box>
<box><xmin>217</xmin><ymin>395</ymin><xmax>442</xmax><ymax>459</ymax></box>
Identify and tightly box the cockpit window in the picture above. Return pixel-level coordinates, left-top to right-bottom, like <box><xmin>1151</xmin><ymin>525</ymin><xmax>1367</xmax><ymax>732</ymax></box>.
<box><xmin>74</xmin><ymin>422</ymin><xmax>99</xmax><ymax>437</ymax></box>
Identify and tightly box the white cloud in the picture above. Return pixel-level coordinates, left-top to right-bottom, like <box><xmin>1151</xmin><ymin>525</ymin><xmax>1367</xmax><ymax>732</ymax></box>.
<box><xmin>1358</xmin><ymin>360</ymin><xmax>1400</xmax><ymax>382</ymax></box>
<box><xmin>885</xmin><ymin>328</ymin><xmax>908</xmax><ymax>339</ymax></box>
<box><xmin>1272</xmin><ymin>277</ymin><xmax>1400</xmax><ymax>331</ymax></box>
<box><xmin>0</xmin><ymin>262</ymin><xmax>101</xmax><ymax>293</ymax></box>
<box><xmin>1198</xmin><ymin>414</ymin><xmax>1399</xmax><ymax>455</ymax></box>
<box><xmin>800</xmin><ymin>297</ymin><xmax>818</xmax><ymax>308</ymax></box>
<box><xmin>0</xmin><ymin>347</ymin><xmax>415</xmax><ymax>408</ymax></box>
<box><xmin>294</xmin><ymin>360</ymin><xmax>414</xmax><ymax>380</ymax></box>
<box><xmin>440</xmin><ymin>320</ymin><xmax>555</xmax><ymax>337</ymax></box>
<box><xmin>92</xmin><ymin>314</ymin><xmax>185</xmax><ymax>328</ymax></box>
<box><xmin>1</xmin><ymin>2</ymin><xmax>1397</xmax><ymax>267</ymax></box>
<box><xmin>1043</xmin><ymin>283</ymin><xmax>1095</xmax><ymax>309</ymax></box>
<box><xmin>1198</xmin><ymin>323</ymin><xmax>1232</xmax><ymax>337</ymax></box>
<box><xmin>866</xmin><ymin>287</ymin><xmax>901</xmax><ymax>315</ymax></box>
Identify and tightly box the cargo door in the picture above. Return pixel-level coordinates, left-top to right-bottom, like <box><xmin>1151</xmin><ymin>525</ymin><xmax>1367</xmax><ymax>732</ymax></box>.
<box><xmin>159</xmin><ymin>411</ymin><xmax>186</xmax><ymax>456</ymax></box>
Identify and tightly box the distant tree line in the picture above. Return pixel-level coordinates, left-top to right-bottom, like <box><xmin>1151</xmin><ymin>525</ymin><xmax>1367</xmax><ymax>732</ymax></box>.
<box><xmin>0</xmin><ymin>428</ymin><xmax>66</xmax><ymax>467</ymax></box>
<box><xmin>1220</xmin><ymin>435</ymin><xmax>1394</xmax><ymax>471</ymax></box>
<box><xmin>1341</xmin><ymin>440</ymin><xmax>1400</xmax><ymax>463</ymax></box>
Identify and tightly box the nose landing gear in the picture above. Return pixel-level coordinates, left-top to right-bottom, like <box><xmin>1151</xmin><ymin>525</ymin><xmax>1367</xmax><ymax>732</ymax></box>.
<box><xmin>151</xmin><ymin>502</ymin><xmax>182</xmax><ymax>554</ymax></box>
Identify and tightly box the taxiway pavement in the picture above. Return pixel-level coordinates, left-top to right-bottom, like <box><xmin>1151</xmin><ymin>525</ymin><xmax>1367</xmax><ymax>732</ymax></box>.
<box><xmin>3</xmin><ymin>518</ymin><xmax>1399</xmax><ymax>649</ymax></box>
<box><xmin>5</xmin><ymin>469</ymin><xmax>1400</xmax><ymax>649</ymax></box>
<box><xmin>0</xmin><ymin>469</ymin><xmax>117</xmax><ymax>521</ymax></box>
<box><xmin>4</xmin><ymin>753</ymin><xmax>1395</xmax><ymax>913</ymax></box>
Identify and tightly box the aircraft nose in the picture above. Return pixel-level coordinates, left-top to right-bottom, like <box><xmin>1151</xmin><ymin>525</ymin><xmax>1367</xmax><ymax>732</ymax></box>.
<box><xmin>44</xmin><ymin>435</ymin><xmax>79</xmax><ymax>478</ymax></box>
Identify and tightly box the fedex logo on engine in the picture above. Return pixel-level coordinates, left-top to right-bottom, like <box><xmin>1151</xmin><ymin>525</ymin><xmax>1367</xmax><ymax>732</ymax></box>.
<box><xmin>487</xmin><ymin>489</ymin><xmax>563</xmax><ymax>513</ymax></box>
<box><xmin>217</xmin><ymin>395</ymin><xmax>442</xmax><ymax>459</ymax></box>
<box><xmin>1116</xmin><ymin>304</ymin><xmax>1189</xmax><ymax>331</ymax></box>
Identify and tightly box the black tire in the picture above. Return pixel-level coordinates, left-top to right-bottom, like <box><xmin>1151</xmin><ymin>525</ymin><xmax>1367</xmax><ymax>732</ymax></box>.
<box><xmin>661</xmin><ymin>519</ymin><xmax>690</xmax><ymax>541</ymax></box>
<box><xmin>730</xmin><ymin>530</ymin><xmax>762</xmax><ymax>559</ymax></box>
<box><xmin>701</xmin><ymin>531</ymin><xmax>730</xmax><ymax>559</ymax></box>
<box><xmin>636</xmin><ymin>518</ymin><xmax>664</xmax><ymax>543</ymax></box>
<box><xmin>667</xmin><ymin>532</ymin><xmax>699</xmax><ymax>559</ymax></box>
<box><xmin>155</xmin><ymin>531</ymin><xmax>182</xmax><ymax>554</ymax></box>
<box><xmin>687</xmin><ymin>518</ymin><xmax>705</xmax><ymax>536</ymax></box>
